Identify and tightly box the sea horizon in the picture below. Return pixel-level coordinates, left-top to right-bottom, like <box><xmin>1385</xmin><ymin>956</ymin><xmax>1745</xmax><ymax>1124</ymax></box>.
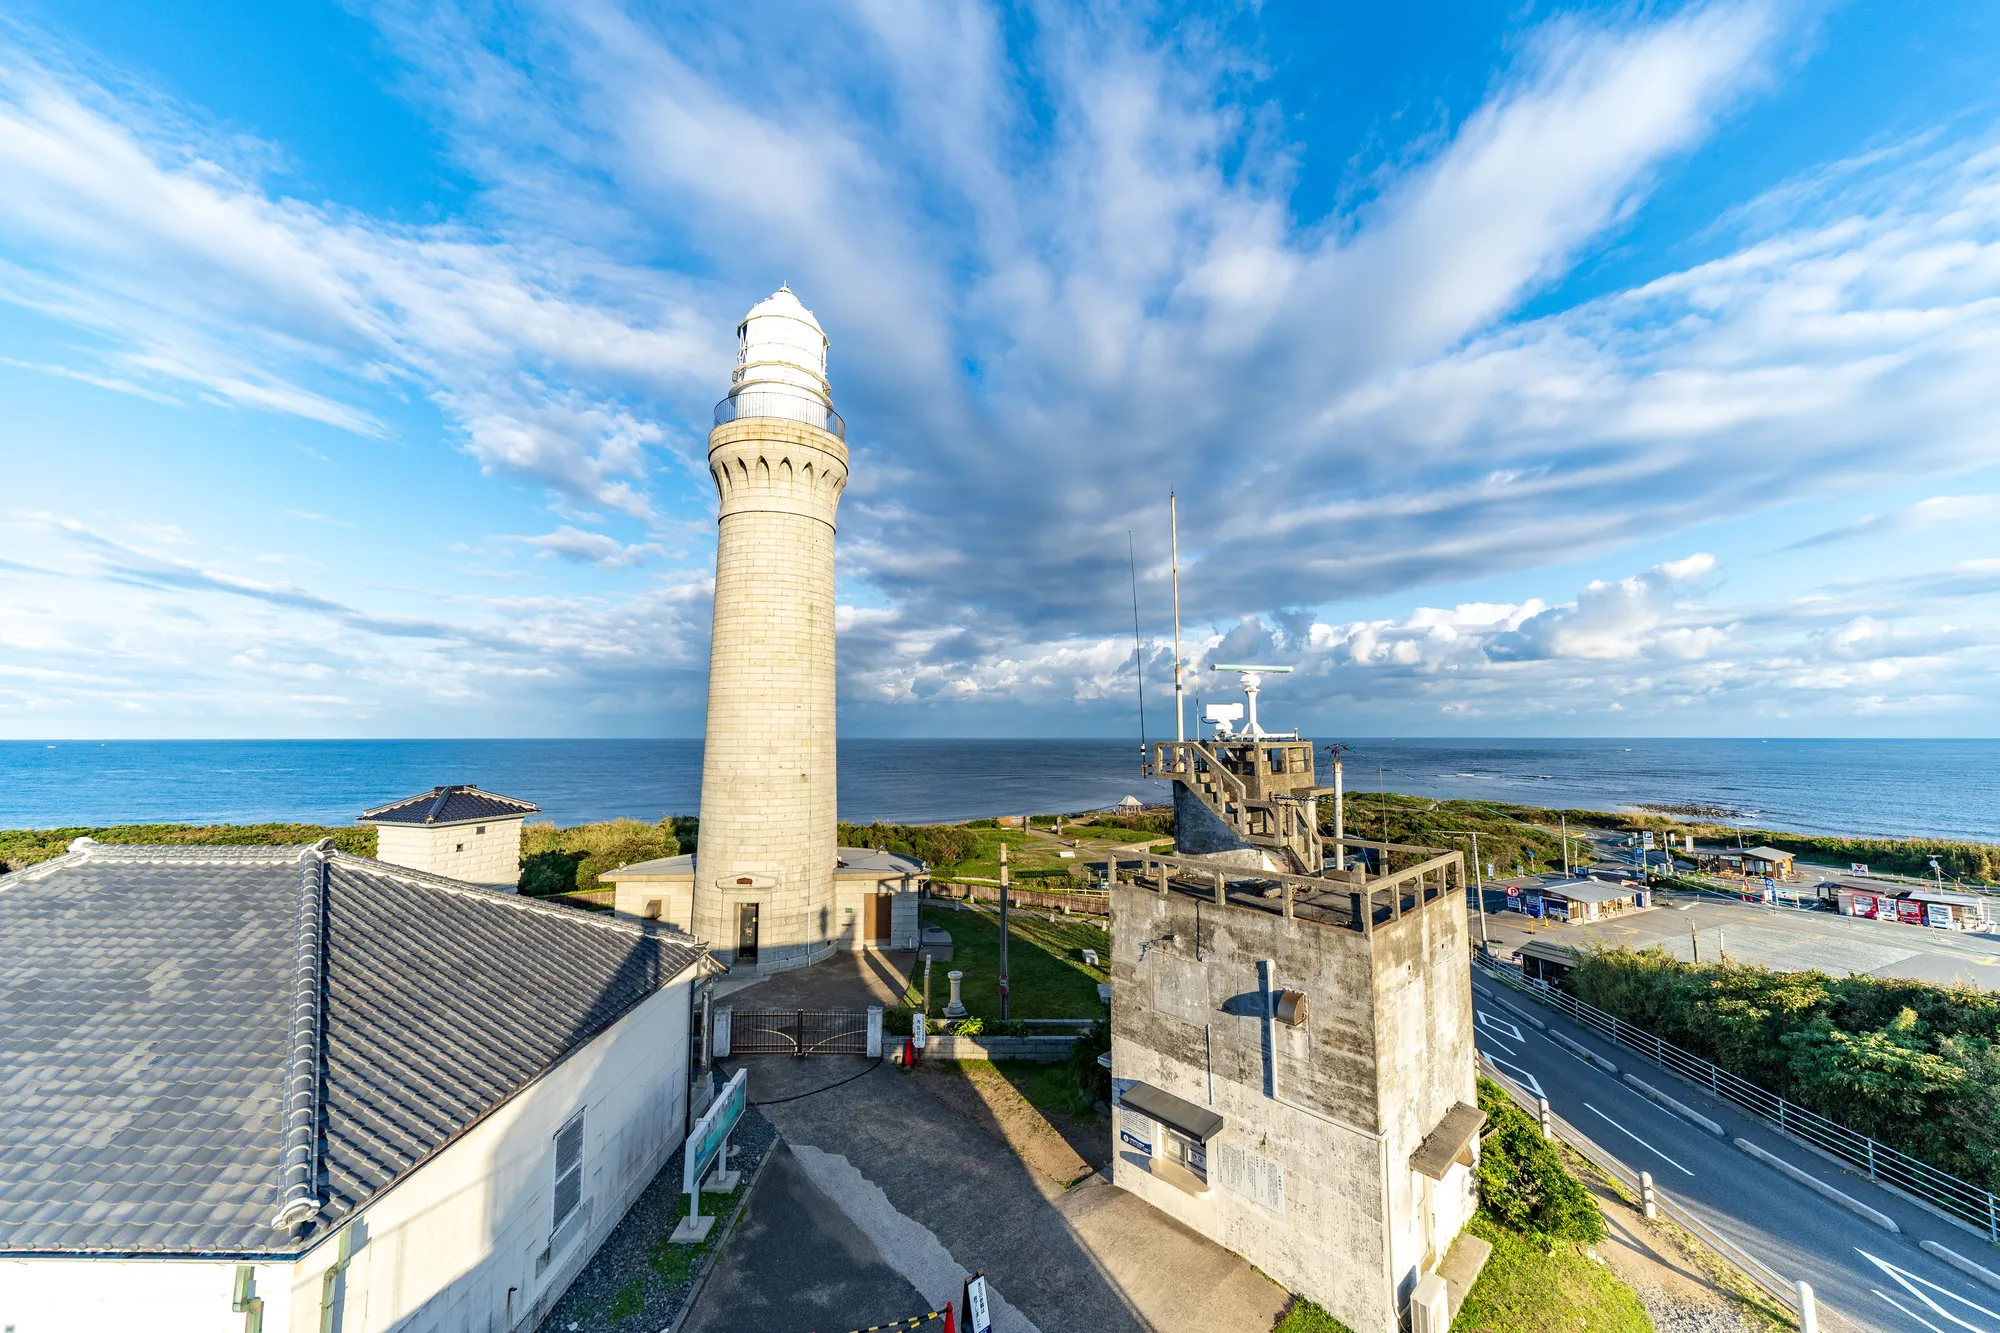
<box><xmin>5</xmin><ymin>736</ymin><xmax>1999</xmax><ymax>845</ymax></box>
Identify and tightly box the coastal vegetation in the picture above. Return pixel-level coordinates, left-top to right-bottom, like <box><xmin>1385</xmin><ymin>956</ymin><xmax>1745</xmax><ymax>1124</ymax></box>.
<box><xmin>1615</xmin><ymin>813</ymin><xmax>2000</xmax><ymax>884</ymax></box>
<box><xmin>836</xmin><ymin>820</ymin><xmax>979</xmax><ymax>869</ymax></box>
<box><xmin>0</xmin><ymin>822</ymin><xmax>373</xmax><ymax>871</ymax></box>
<box><xmin>1567</xmin><ymin>948</ymin><xmax>2000</xmax><ymax>1189</ymax></box>
<box><xmin>517</xmin><ymin>816</ymin><xmax>695</xmax><ymax>896</ymax></box>
<box><xmin>1319</xmin><ymin>793</ymin><xmax>1589</xmax><ymax>877</ymax></box>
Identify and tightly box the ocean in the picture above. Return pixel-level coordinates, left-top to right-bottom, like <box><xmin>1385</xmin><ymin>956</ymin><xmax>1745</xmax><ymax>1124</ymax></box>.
<box><xmin>1</xmin><ymin>737</ymin><xmax>1996</xmax><ymax>844</ymax></box>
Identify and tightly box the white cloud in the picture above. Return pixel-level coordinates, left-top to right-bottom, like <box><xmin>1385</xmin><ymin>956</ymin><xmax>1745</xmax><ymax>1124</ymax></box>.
<box><xmin>5</xmin><ymin>3</ymin><xmax>2000</xmax><ymax>733</ymax></box>
<box><xmin>511</xmin><ymin>526</ymin><xmax>662</xmax><ymax>569</ymax></box>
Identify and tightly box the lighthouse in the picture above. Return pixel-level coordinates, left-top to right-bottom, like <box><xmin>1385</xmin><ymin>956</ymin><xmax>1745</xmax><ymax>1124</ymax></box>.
<box><xmin>694</xmin><ymin>287</ymin><xmax>847</xmax><ymax>970</ymax></box>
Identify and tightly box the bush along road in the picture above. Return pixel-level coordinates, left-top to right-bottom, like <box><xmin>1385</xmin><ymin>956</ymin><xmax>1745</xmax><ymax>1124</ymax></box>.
<box><xmin>1471</xmin><ymin>965</ymin><xmax>2000</xmax><ymax>1333</ymax></box>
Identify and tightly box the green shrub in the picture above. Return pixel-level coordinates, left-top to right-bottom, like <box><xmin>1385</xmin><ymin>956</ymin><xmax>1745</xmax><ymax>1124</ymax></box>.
<box><xmin>518</xmin><ymin>849</ymin><xmax>584</xmax><ymax>896</ymax></box>
<box><xmin>1068</xmin><ymin>1019</ymin><xmax>1110</xmax><ymax>1104</ymax></box>
<box><xmin>1567</xmin><ymin>947</ymin><xmax>2000</xmax><ymax>1188</ymax></box>
<box><xmin>1474</xmin><ymin>1079</ymin><xmax>1606</xmax><ymax>1244</ymax></box>
<box><xmin>836</xmin><ymin>821</ymin><xmax>977</xmax><ymax>870</ymax></box>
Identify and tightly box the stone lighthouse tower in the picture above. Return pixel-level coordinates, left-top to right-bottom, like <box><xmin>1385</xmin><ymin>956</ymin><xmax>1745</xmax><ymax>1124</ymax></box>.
<box><xmin>694</xmin><ymin>287</ymin><xmax>847</xmax><ymax>970</ymax></box>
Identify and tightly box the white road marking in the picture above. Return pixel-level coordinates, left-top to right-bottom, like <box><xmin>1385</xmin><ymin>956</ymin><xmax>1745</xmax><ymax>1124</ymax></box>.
<box><xmin>790</xmin><ymin>1143</ymin><xmax>1044</xmax><ymax>1333</ymax></box>
<box><xmin>1476</xmin><ymin>1010</ymin><xmax>1525</xmax><ymax>1042</ymax></box>
<box><xmin>1483</xmin><ymin>1054</ymin><xmax>1544</xmax><ymax>1099</ymax></box>
<box><xmin>1584</xmin><ymin>1103</ymin><xmax>1695</xmax><ymax>1176</ymax></box>
<box><xmin>1859</xmin><ymin>1250</ymin><xmax>2000</xmax><ymax>1333</ymax></box>
<box><xmin>1879</xmin><ymin>1288</ymin><xmax>1954</xmax><ymax>1333</ymax></box>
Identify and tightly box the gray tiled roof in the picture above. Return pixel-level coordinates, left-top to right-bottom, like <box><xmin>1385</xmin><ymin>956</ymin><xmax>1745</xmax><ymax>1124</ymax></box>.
<box><xmin>0</xmin><ymin>842</ymin><xmax>703</xmax><ymax>1256</ymax></box>
<box><xmin>357</xmin><ymin>784</ymin><xmax>540</xmax><ymax>826</ymax></box>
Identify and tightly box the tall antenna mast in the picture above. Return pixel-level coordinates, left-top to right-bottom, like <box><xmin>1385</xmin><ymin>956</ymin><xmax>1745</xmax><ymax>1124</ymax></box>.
<box><xmin>1129</xmin><ymin>532</ymin><xmax>1148</xmax><ymax>761</ymax></box>
<box><xmin>1170</xmin><ymin>491</ymin><xmax>1184</xmax><ymax>745</ymax></box>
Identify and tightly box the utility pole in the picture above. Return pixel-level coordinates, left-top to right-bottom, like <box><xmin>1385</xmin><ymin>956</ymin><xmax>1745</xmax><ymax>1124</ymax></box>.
<box><xmin>1561</xmin><ymin>814</ymin><xmax>1571</xmax><ymax>878</ymax></box>
<box><xmin>1171</xmin><ymin>491</ymin><xmax>1185</xmax><ymax>745</ymax></box>
<box><xmin>1325</xmin><ymin>743</ymin><xmax>1348</xmax><ymax>874</ymax></box>
<box><xmin>998</xmin><ymin>838</ymin><xmax>1011</xmax><ymax>1020</ymax></box>
<box><xmin>1458</xmin><ymin>830</ymin><xmax>1488</xmax><ymax>954</ymax></box>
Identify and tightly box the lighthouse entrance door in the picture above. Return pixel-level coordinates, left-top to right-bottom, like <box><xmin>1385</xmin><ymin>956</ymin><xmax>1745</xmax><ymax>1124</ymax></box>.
<box><xmin>736</xmin><ymin>903</ymin><xmax>760</xmax><ymax>962</ymax></box>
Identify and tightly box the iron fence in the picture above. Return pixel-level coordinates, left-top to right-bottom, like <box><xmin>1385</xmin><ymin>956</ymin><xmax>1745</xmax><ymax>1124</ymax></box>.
<box><xmin>730</xmin><ymin>1009</ymin><xmax>871</xmax><ymax>1057</ymax></box>
<box><xmin>712</xmin><ymin>392</ymin><xmax>846</xmax><ymax>440</ymax></box>
<box><xmin>1474</xmin><ymin>953</ymin><xmax>2000</xmax><ymax>1241</ymax></box>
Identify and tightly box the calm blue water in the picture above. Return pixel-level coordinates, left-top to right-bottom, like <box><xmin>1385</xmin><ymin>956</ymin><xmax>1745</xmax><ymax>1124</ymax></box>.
<box><xmin>1</xmin><ymin>738</ymin><xmax>1995</xmax><ymax>843</ymax></box>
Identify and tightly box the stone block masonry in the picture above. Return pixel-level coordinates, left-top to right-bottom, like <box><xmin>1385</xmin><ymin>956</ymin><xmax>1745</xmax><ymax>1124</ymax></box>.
<box><xmin>694</xmin><ymin>409</ymin><xmax>847</xmax><ymax>970</ymax></box>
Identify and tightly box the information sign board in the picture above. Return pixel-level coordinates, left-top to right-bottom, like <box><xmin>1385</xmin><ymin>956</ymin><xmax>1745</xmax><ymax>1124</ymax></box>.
<box><xmin>1642</xmin><ymin>831</ymin><xmax>1655</xmax><ymax>849</ymax></box>
<box><xmin>964</xmin><ymin>1274</ymin><xmax>992</xmax><ymax>1333</ymax></box>
<box><xmin>1217</xmin><ymin>1141</ymin><xmax>1287</xmax><ymax>1213</ymax></box>
<box><xmin>912</xmin><ymin>1013</ymin><xmax>927</xmax><ymax>1050</ymax></box>
<box><xmin>684</xmin><ymin>1067</ymin><xmax>746</xmax><ymax>1195</ymax></box>
<box><xmin>1506</xmin><ymin>885</ymin><xmax>1520</xmax><ymax>900</ymax></box>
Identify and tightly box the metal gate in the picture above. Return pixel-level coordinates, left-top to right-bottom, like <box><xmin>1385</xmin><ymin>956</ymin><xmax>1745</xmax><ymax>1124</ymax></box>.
<box><xmin>730</xmin><ymin>1009</ymin><xmax>871</xmax><ymax>1056</ymax></box>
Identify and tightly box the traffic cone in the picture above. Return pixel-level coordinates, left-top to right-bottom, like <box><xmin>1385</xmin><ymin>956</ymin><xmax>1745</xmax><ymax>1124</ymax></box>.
<box><xmin>941</xmin><ymin>1300</ymin><xmax>955</xmax><ymax>1333</ymax></box>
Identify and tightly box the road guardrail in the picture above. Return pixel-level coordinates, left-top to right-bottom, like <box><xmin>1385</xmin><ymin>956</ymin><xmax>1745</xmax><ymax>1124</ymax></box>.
<box><xmin>1474</xmin><ymin>953</ymin><xmax>2000</xmax><ymax>1244</ymax></box>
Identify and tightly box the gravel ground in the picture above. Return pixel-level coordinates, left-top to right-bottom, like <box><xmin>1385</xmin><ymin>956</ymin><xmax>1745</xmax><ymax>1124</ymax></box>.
<box><xmin>537</xmin><ymin>1103</ymin><xmax>779</xmax><ymax>1333</ymax></box>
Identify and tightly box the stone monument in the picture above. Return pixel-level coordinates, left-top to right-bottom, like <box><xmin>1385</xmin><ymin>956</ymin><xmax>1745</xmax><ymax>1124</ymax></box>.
<box><xmin>693</xmin><ymin>287</ymin><xmax>848</xmax><ymax>970</ymax></box>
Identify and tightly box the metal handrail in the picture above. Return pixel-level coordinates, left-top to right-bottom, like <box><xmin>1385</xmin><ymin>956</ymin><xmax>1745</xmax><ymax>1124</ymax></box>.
<box><xmin>1475</xmin><ymin>954</ymin><xmax>2000</xmax><ymax>1241</ymax></box>
<box><xmin>1479</xmin><ymin>1055</ymin><xmax>1803</xmax><ymax>1317</ymax></box>
<box><xmin>713</xmin><ymin>391</ymin><xmax>846</xmax><ymax>440</ymax></box>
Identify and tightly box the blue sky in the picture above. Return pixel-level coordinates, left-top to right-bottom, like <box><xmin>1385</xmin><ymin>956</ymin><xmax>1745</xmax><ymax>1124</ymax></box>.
<box><xmin>2</xmin><ymin>0</ymin><xmax>1999</xmax><ymax>739</ymax></box>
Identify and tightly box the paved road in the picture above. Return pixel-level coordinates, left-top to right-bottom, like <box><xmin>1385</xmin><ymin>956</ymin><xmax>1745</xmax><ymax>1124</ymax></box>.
<box><xmin>1469</xmin><ymin>887</ymin><xmax>2000</xmax><ymax>989</ymax></box>
<box><xmin>1469</xmin><ymin>969</ymin><xmax>2000</xmax><ymax>1333</ymax></box>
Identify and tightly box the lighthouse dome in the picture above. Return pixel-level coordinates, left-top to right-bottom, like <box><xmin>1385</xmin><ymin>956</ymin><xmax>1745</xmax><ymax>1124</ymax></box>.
<box><xmin>731</xmin><ymin>285</ymin><xmax>831</xmax><ymax>408</ymax></box>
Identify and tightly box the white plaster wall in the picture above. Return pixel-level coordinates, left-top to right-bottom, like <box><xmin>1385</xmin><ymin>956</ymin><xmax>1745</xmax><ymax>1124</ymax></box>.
<box><xmin>612</xmin><ymin>877</ymin><xmax>696</xmax><ymax>932</ymax></box>
<box><xmin>0</xmin><ymin>1257</ymin><xmax>298</xmax><ymax>1333</ymax></box>
<box><xmin>281</xmin><ymin>970</ymin><xmax>695</xmax><ymax>1331</ymax></box>
<box><xmin>373</xmin><ymin>820</ymin><xmax>523</xmax><ymax>888</ymax></box>
<box><xmin>830</xmin><ymin>875</ymin><xmax>923</xmax><ymax>950</ymax></box>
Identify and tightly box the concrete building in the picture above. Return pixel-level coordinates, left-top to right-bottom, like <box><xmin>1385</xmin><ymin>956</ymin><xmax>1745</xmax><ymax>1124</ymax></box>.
<box><xmin>1106</xmin><ymin>837</ymin><xmax>1482</xmax><ymax>1333</ymax></box>
<box><xmin>603</xmin><ymin>847</ymin><xmax>927</xmax><ymax>955</ymax></box>
<box><xmin>695</xmin><ymin>287</ymin><xmax>848</xmax><ymax>972</ymax></box>
<box><xmin>356</xmin><ymin>784</ymin><xmax>540</xmax><ymax>889</ymax></box>
<box><xmin>0</xmin><ymin>839</ymin><xmax>707</xmax><ymax>1332</ymax></box>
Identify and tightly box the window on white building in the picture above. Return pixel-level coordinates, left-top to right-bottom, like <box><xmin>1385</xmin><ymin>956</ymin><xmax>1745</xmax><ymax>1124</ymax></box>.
<box><xmin>1163</xmin><ymin>1127</ymin><xmax>1207</xmax><ymax>1184</ymax></box>
<box><xmin>553</xmin><ymin>1111</ymin><xmax>585</xmax><ymax>1233</ymax></box>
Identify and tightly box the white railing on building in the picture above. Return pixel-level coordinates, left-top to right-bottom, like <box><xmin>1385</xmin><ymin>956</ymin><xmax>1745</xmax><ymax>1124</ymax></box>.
<box><xmin>713</xmin><ymin>392</ymin><xmax>846</xmax><ymax>440</ymax></box>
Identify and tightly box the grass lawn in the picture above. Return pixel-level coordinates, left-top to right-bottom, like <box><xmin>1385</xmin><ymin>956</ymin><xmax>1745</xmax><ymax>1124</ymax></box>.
<box><xmin>940</xmin><ymin>829</ymin><xmax>1080</xmax><ymax>883</ymax></box>
<box><xmin>921</xmin><ymin>902</ymin><xmax>1107</xmax><ymax>1018</ymax></box>
<box><xmin>1273</xmin><ymin>1300</ymin><xmax>1357</xmax><ymax>1333</ymax></box>
<box><xmin>1453</xmin><ymin>1211</ymin><xmax>1653</xmax><ymax>1333</ymax></box>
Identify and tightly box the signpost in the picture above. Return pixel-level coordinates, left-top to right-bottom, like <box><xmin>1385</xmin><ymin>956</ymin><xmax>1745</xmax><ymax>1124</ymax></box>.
<box><xmin>671</xmin><ymin>1067</ymin><xmax>747</xmax><ymax>1243</ymax></box>
<box><xmin>962</xmin><ymin>1272</ymin><xmax>993</xmax><ymax>1333</ymax></box>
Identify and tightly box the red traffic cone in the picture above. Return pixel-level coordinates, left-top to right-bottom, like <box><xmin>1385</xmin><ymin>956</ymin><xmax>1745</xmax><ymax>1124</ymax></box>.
<box><xmin>941</xmin><ymin>1299</ymin><xmax>955</xmax><ymax>1333</ymax></box>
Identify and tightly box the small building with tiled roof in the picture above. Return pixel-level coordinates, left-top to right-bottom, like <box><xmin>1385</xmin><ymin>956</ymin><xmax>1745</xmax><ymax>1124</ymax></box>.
<box><xmin>602</xmin><ymin>847</ymin><xmax>928</xmax><ymax>962</ymax></box>
<box><xmin>0</xmin><ymin>837</ymin><xmax>708</xmax><ymax>1331</ymax></box>
<box><xmin>357</xmin><ymin>784</ymin><xmax>541</xmax><ymax>889</ymax></box>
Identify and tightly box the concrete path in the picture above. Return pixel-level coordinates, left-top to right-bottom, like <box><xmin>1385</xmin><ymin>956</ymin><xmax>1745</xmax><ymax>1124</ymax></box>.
<box><xmin>681</xmin><ymin>1056</ymin><xmax>1290</xmax><ymax>1333</ymax></box>
<box><xmin>680</xmin><ymin>1142</ymin><xmax>929</xmax><ymax>1333</ymax></box>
